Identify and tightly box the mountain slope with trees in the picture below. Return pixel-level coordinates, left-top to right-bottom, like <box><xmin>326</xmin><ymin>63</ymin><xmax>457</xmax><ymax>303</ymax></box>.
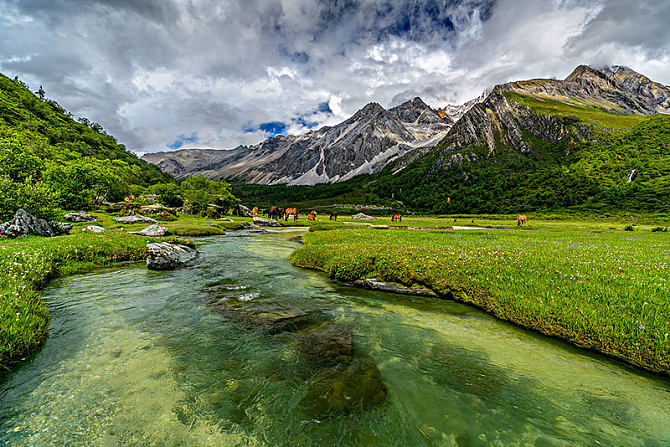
<box><xmin>0</xmin><ymin>73</ymin><xmax>172</xmax><ymax>221</ymax></box>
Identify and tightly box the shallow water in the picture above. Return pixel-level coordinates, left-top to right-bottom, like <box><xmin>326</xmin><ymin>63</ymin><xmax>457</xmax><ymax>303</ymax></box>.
<box><xmin>1</xmin><ymin>230</ymin><xmax>669</xmax><ymax>446</ymax></box>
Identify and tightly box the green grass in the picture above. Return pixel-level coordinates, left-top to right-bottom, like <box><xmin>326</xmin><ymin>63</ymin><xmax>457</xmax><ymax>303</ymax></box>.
<box><xmin>290</xmin><ymin>220</ymin><xmax>670</xmax><ymax>375</ymax></box>
<box><xmin>0</xmin><ymin>231</ymin><xmax>149</xmax><ymax>368</ymax></box>
<box><xmin>503</xmin><ymin>91</ymin><xmax>648</xmax><ymax>131</ymax></box>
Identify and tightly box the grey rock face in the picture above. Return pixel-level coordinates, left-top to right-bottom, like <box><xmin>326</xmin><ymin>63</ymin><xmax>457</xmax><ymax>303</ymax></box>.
<box><xmin>1</xmin><ymin>209</ymin><xmax>55</xmax><ymax>238</ymax></box>
<box><xmin>131</xmin><ymin>224</ymin><xmax>170</xmax><ymax>237</ymax></box>
<box><xmin>82</xmin><ymin>225</ymin><xmax>106</xmax><ymax>232</ymax></box>
<box><xmin>146</xmin><ymin>242</ymin><xmax>198</xmax><ymax>270</ymax></box>
<box><xmin>114</xmin><ymin>215</ymin><xmax>157</xmax><ymax>224</ymax></box>
<box><xmin>63</xmin><ymin>212</ymin><xmax>97</xmax><ymax>222</ymax></box>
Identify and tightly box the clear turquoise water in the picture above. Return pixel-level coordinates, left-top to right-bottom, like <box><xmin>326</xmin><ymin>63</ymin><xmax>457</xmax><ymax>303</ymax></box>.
<box><xmin>1</xmin><ymin>230</ymin><xmax>669</xmax><ymax>446</ymax></box>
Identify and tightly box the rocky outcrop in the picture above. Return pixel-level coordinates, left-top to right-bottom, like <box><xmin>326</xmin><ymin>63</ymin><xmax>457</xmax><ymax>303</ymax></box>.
<box><xmin>146</xmin><ymin>242</ymin><xmax>198</xmax><ymax>270</ymax></box>
<box><xmin>130</xmin><ymin>224</ymin><xmax>170</xmax><ymax>237</ymax></box>
<box><xmin>142</xmin><ymin>97</ymin><xmax>452</xmax><ymax>185</ymax></box>
<box><xmin>114</xmin><ymin>215</ymin><xmax>157</xmax><ymax>225</ymax></box>
<box><xmin>0</xmin><ymin>209</ymin><xmax>55</xmax><ymax>238</ymax></box>
<box><xmin>82</xmin><ymin>225</ymin><xmax>106</xmax><ymax>233</ymax></box>
<box><xmin>63</xmin><ymin>212</ymin><xmax>97</xmax><ymax>222</ymax></box>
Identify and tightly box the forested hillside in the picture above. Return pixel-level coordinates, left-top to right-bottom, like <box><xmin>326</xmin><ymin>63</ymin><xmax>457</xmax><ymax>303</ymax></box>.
<box><xmin>0</xmin><ymin>73</ymin><xmax>172</xmax><ymax>221</ymax></box>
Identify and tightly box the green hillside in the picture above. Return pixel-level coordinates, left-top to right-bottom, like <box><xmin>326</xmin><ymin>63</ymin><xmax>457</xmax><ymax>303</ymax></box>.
<box><xmin>371</xmin><ymin>93</ymin><xmax>670</xmax><ymax>214</ymax></box>
<box><xmin>0</xmin><ymin>73</ymin><xmax>172</xmax><ymax>221</ymax></box>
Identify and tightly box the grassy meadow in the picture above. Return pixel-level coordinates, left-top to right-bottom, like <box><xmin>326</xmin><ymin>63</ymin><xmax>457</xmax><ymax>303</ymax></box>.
<box><xmin>290</xmin><ymin>216</ymin><xmax>670</xmax><ymax>375</ymax></box>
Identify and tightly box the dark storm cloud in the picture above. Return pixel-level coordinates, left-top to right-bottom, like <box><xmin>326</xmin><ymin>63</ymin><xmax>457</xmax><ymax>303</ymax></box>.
<box><xmin>0</xmin><ymin>0</ymin><xmax>669</xmax><ymax>153</ymax></box>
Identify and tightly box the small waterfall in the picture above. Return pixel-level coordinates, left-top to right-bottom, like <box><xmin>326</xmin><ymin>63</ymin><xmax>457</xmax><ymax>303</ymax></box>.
<box><xmin>627</xmin><ymin>169</ymin><xmax>637</xmax><ymax>183</ymax></box>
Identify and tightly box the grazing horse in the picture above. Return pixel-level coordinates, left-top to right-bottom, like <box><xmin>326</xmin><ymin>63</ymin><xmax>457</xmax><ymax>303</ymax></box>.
<box><xmin>307</xmin><ymin>210</ymin><xmax>317</xmax><ymax>221</ymax></box>
<box><xmin>330</xmin><ymin>211</ymin><xmax>338</xmax><ymax>221</ymax></box>
<box><xmin>285</xmin><ymin>207</ymin><xmax>298</xmax><ymax>222</ymax></box>
<box><xmin>252</xmin><ymin>207</ymin><xmax>259</xmax><ymax>218</ymax></box>
<box><xmin>391</xmin><ymin>214</ymin><xmax>402</xmax><ymax>223</ymax></box>
<box><xmin>517</xmin><ymin>215</ymin><xmax>527</xmax><ymax>227</ymax></box>
<box><xmin>266</xmin><ymin>206</ymin><xmax>283</xmax><ymax>220</ymax></box>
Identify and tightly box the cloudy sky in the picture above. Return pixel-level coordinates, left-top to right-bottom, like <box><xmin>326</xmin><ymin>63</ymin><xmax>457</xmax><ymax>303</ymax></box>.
<box><xmin>1</xmin><ymin>0</ymin><xmax>669</xmax><ymax>154</ymax></box>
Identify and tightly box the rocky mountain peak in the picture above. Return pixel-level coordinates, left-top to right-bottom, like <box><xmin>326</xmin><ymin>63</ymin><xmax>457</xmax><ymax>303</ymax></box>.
<box><xmin>565</xmin><ymin>64</ymin><xmax>609</xmax><ymax>83</ymax></box>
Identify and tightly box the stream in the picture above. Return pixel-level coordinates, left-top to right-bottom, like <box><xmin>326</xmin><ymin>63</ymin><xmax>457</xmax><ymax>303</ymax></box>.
<box><xmin>1</xmin><ymin>229</ymin><xmax>669</xmax><ymax>446</ymax></box>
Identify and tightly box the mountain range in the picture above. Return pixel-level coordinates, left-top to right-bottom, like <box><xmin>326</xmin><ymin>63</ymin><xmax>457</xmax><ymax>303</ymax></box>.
<box><xmin>143</xmin><ymin>65</ymin><xmax>670</xmax><ymax>193</ymax></box>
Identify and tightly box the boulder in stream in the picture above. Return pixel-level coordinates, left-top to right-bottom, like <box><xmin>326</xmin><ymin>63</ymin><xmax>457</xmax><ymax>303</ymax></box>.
<box><xmin>146</xmin><ymin>242</ymin><xmax>198</xmax><ymax>270</ymax></box>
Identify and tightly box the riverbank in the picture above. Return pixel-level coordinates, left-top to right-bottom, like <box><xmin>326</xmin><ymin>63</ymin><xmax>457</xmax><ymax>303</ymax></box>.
<box><xmin>0</xmin><ymin>212</ymin><xmax>251</xmax><ymax>369</ymax></box>
<box><xmin>290</xmin><ymin>224</ymin><xmax>670</xmax><ymax>376</ymax></box>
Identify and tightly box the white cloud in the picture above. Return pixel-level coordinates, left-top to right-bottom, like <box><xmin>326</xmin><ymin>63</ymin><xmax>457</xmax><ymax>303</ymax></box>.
<box><xmin>0</xmin><ymin>0</ymin><xmax>668</xmax><ymax>154</ymax></box>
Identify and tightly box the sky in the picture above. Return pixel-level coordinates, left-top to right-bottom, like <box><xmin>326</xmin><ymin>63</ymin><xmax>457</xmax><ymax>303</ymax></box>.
<box><xmin>1</xmin><ymin>0</ymin><xmax>669</xmax><ymax>154</ymax></box>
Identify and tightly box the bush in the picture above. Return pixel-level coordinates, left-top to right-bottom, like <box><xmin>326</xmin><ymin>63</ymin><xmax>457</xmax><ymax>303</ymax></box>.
<box><xmin>624</xmin><ymin>225</ymin><xmax>634</xmax><ymax>231</ymax></box>
<box><xmin>652</xmin><ymin>227</ymin><xmax>668</xmax><ymax>233</ymax></box>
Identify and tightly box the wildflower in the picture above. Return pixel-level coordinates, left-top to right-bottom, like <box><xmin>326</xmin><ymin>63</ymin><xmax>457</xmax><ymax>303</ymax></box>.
<box><xmin>638</xmin><ymin>325</ymin><xmax>645</xmax><ymax>330</ymax></box>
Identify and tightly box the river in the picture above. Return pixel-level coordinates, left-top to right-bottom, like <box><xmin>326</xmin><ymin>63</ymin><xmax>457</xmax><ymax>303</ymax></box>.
<box><xmin>1</xmin><ymin>229</ymin><xmax>669</xmax><ymax>446</ymax></box>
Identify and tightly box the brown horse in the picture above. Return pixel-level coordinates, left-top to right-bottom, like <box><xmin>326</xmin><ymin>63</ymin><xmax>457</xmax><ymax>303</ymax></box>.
<box><xmin>307</xmin><ymin>210</ymin><xmax>317</xmax><ymax>221</ymax></box>
<box><xmin>330</xmin><ymin>211</ymin><xmax>338</xmax><ymax>221</ymax></box>
<box><xmin>391</xmin><ymin>214</ymin><xmax>402</xmax><ymax>222</ymax></box>
<box><xmin>266</xmin><ymin>206</ymin><xmax>283</xmax><ymax>220</ymax></box>
<box><xmin>252</xmin><ymin>207</ymin><xmax>259</xmax><ymax>218</ymax></box>
<box><xmin>517</xmin><ymin>215</ymin><xmax>527</xmax><ymax>227</ymax></box>
<box><xmin>285</xmin><ymin>208</ymin><xmax>298</xmax><ymax>222</ymax></box>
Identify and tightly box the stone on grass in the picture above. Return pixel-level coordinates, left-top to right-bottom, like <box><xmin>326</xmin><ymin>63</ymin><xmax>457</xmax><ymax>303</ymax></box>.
<box><xmin>131</xmin><ymin>224</ymin><xmax>170</xmax><ymax>237</ymax></box>
<box><xmin>0</xmin><ymin>209</ymin><xmax>54</xmax><ymax>238</ymax></box>
<box><xmin>114</xmin><ymin>215</ymin><xmax>157</xmax><ymax>224</ymax></box>
<box><xmin>351</xmin><ymin>213</ymin><xmax>377</xmax><ymax>220</ymax></box>
<box><xmin>49</xmin><ymin>221</ymin><xmax>73</xmax><ymax>235</ymax></box>
<box><xmin>253</xmin><ymin>217</ymin><xmax>282</xmax><ymax>227</ymax></box>
<box><xmin>63</xmin><ymin>212</ymin><xmax>97</xmax><ymax>222</ymax></box>
<box><xmin>82</xmin><ymin>225</ymin><xmax>106</xmax><ymax>233</ymax></box>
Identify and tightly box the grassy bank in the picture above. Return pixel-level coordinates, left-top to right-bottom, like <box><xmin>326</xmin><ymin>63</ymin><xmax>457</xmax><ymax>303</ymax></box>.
<box><xmin>0</xmin><ymin>232</ymin><xmax>149</xmax><ymax>367</ymax></box>
<box><xmin>290</xmin><ymin>222</ymin><xmax>670</xmax><ymax>375</ymax></box>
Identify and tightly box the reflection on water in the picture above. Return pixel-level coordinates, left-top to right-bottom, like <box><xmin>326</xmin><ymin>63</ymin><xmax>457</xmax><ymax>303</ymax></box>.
<box><xmin>1</xmin><ymin>230</ymin><xmax>669</xmax><ymax>446</ymax></box>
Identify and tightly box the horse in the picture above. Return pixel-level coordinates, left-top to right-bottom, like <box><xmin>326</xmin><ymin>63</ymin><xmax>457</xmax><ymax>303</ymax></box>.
<box><xmin>329</xmin><ymin>211</ymin><xmax>338</xmax><ymax>221</ymax></box>
<box><xmin>252</xmin><ymin>207</ymin><xmax>259</xmax><ymax>218</ymax></box>
<box><xmin>266</xmin><ymin>206</ymin><xmax>283</xmax><ymax>220</ymax></box>
<box><xmin>517</xmin><ymin>215</ymin><xmax>527</xmax><ymax>227</ymax></box>
<box><xmin>391</xmin><ymin>214</ymin><xmax>402</xmax><ymax>222</ymax></box>
<box><xmin>306</xmin><ymin>210</ymin><xmax>317</xmax><ymax>221</ymax></box>
<box><xmin>285</xmin><ymin>208</ymin><xmax>298</xmax><ymax>222</ymax></box>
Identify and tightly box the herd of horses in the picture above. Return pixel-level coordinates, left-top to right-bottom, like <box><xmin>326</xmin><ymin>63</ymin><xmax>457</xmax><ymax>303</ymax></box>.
<box><xmin>250</xmin><ymin>206</ymin><xmax>528</xmax><ymax>226</ymax></box>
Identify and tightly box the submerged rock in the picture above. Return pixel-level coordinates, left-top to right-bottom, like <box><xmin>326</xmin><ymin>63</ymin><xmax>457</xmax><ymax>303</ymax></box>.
<box><xmin>212</xmin><ymin>299</ymin><xmax>324</xmax><ymax>334</ymax></box>
<box><xmin>114</xmin><ymin>215</ymin><xmax>157</xmax><ymax>224</ymax></box>
<box><xmin>131</xmin><ymin>224</ymin><xmax>170</xmax><ymax>237</ymax></box>
<box><xmin>252</xmin><ymin>217</ymin><xmax>282</xmax><ymax>227</ymax></box>
<box><xmin>146</xmin><ymin>242</ymin><xmax>198</xmax><ymax>270</ymax></box>
<box><xmin>63</xmin><ymin>211</ymin><xmax>97</xmax><ymax>222</ymax></box>
<box><xmin>0</xmin><ymin>209</ymin><xmax>55</xmax><ymax>238</ymax></box>
<box><xmin>304</xmin><ymin>357</ymin><xmax>387</xmax><ymax>414</ymax></box>
<box><xmin>82</xmin><ymin>225</ymin><xmax>106</xmax><ymax>233</ymax></box>
<box><xmin>295</xmin><ymin>322</ymin><xmax>353</xmax><ymax>366</ymax></box>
